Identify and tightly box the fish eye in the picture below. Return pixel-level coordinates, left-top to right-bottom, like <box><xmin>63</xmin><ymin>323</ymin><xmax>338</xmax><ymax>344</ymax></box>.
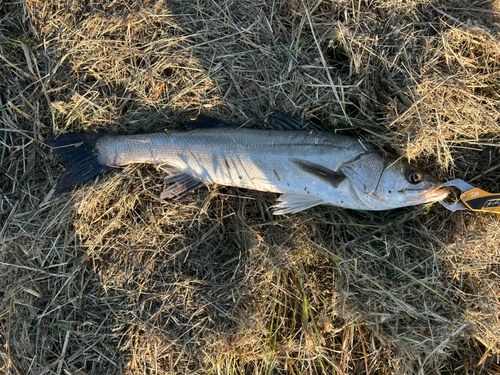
<box><xmin>406</xmin><ymin>169</ymin><xmax>423</xmax><ymax>184</ymax></box>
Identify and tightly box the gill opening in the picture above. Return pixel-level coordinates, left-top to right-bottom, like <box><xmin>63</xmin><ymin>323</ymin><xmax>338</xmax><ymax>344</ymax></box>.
<box><xmin>373</xmin><ymin>159</ymin><xmax>395</xmax><ymax>195</ymax></box>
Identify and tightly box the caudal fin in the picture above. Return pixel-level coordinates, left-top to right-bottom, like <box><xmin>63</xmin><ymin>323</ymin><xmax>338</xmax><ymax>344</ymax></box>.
<box><xmin>45</xmin><ymin>133</ymin><xmax>113</xmax><ymax>193</ymax></box>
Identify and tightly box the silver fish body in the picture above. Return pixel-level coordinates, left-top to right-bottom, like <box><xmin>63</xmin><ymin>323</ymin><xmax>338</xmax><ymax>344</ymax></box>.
<box><xmin>46</xmin><ymin>114</ymin><xmax>449</xmax><ymax>214</ymax></box>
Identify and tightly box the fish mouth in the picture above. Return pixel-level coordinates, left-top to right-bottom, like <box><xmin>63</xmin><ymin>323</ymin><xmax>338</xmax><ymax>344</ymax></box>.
<box><xmin>408</xmin><ymin>183</ymin><xmax>450</xmax><ymax>203</ymax></box>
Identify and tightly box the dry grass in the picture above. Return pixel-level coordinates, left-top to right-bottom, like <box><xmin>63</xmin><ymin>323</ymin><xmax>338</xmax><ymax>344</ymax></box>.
<box><xmin>1</xmin><ymin>0</ymin><xmax>500</xmax><ymax>374</ymax></box>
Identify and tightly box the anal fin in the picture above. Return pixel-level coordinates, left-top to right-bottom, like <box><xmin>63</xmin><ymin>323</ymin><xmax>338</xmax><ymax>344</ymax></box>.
<box><xmin>272</xmin><ymin>193</ymin><xmax>323</xmax><ymax>215</ymax></box>
<box><xmin>160</xmin><ymin>168</ymin><xmax>205</xmax><ymax>199</ymax></box>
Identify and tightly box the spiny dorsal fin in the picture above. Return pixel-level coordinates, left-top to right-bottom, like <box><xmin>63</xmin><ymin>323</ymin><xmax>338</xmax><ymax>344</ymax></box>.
<box><xmin>291</xmin><ymin>158</ymin><xmax>346</xmax><ymax>188</ymax></box>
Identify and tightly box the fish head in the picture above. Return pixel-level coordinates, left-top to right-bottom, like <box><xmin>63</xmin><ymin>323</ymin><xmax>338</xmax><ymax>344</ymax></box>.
<box><xmin>341</xmin><ymin>153</ymin><xmax>449</xmax><ymax>210</ymax></box>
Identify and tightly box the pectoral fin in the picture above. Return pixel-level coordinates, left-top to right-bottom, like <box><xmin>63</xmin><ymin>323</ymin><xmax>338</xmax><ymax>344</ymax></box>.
<box><xmin>291</xmin><ymin>159</ymin><xmax>346</xmax><ymax>188</ymax></box>
<box><xmin>272</xmin><ymin>193</ymin><xmax>323</xmax><ymax>215</ymax></box>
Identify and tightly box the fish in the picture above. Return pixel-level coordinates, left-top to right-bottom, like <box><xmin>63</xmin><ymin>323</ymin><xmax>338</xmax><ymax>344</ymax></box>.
<box><xmin>44</xmin><ymin>112</ymin><xmax>449</xmax><ymax>214</ymax></box>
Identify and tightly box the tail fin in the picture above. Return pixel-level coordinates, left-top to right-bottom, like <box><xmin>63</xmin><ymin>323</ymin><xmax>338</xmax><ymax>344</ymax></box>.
<box><xmin>45</xmin><ymin>134</ymin><xmax>113</xmax><ymax>193</ymax></box>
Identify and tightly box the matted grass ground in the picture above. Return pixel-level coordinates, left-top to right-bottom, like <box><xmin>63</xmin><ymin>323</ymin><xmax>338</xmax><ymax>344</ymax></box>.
<box><xmin>1</xmin><ymin>0</ymin><xmax>500</xmax><ymax>374</ymax></box>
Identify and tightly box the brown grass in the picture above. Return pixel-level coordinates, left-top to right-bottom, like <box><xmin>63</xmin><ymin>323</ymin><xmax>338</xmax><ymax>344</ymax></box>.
<box><xmin>1</xmin><ymin>0</ymin><xmax>500</xmax><ymax>374</ymax></box>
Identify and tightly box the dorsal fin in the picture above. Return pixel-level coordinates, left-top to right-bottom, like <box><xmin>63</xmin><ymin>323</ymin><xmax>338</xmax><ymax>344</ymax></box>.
<box><xmin>181</xmin><ymin>116</ymin><xmax>239</xmax><ymax>130</ymax></box>
<box><xmin>181</xmin><ymin>112</ymin><xmax>328</xmax><ymax>132</ymax></box>
<box><xmin>266</xmin><ymin>111</ymin><xmax>329</xmax><ymax>131</ymax></box>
